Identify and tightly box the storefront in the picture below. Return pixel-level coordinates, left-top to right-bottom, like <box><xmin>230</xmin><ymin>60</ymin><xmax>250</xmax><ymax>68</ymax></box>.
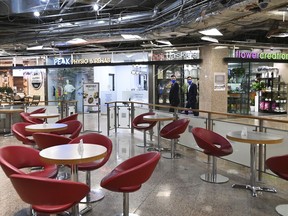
<box><xmin>225</xmin><ymin>48</ymin><xmax>288</xmax><ymax>115</ymax></box>
<box><xmin>0</xmin><ymin>48</ymin><xmax>201</xmax><ymax>114</ymax></box>
<box><xmin>3</xmin><ymin>45</ymin><xmax>286</xmax><ymax>117</ymax></box>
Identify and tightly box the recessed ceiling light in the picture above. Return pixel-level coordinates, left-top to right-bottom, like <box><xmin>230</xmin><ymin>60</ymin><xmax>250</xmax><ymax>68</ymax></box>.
<box><xmin>201</xmin><ymin>36</ymin><xmax>219</xmax><ymax>43</ymax></box>
<box><xmin>66</xmin><ymin>38</ymin><xmax>87</xmax><ymax>44</ymax></box>
<box><xmin>155</xmin><ymin>40</ymin><xmax>172</xmax><ymax>46</ymax></box>
<box><xmin>199</xmin><ymin>28</ymin><xmax>223</xmax><ymax>36</ymax></box>
<box><xmin>93</xmin><ymin>3</ymin><xmax>100</xmax><ymax>11</ymax></box>
<box><xmin>34</xmin><ymin>11</ymin><xmax>40</xmax><ymax>17</ymax></box>
<box><xmin>121</xmin><ymin>34</ymin><xmax>142</xmax><ymax>40</ymax></box>
<box><xmin>213</xmin><ymin>45</ymin><xmax>228</xmax><ymax>49</ymax></box>
<box><xmin>26</xmin><ymin>46</ymin><xmax>54</xmax><ymax>50</ymax></box>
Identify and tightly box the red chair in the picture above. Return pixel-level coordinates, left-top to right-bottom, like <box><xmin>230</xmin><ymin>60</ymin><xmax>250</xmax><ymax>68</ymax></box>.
<box><xmin>33</xmin><ymin>133</ymin><xmax>72</xmax><ymax>180</ymax></box>
<box><xmin>160</xmin><ymin>118</ymin><xmax>190</xmax><ymax>159</ymax></box>
<box><xmin>266</xmin><ymin>154</ymin><xmax>288</xmax><ymax>216</ymax></box>
<box><xmin>19</xmin><ymin>108</ymin><xmax>46</xmax><ymax>120</ymax></box>
<box><xmin>29</xmin><ymin>108</ymin><xmax>46</xmax><ymax>115</ymax></box>
<box><xmin>0</xmin><ymin>146</ymin><xmax>57</xmax><ymax>178</ymax></box>
<box><xmin>33</xmin><ymin>132</ymin><xmax>72</xmax><ymax>150</ymax></box>
<box><xmin>53</xmin><ymin>120</ymin><xmax>82</xmax><ymax>139</ymax></box>
<box><xmin>12</xmin><ymin>122</ymin><xmax>36</xmax><ymax>147</ymax></box>
<box><xmin>56</xmin><ymin>113</ymin><xmax>78</xmax><ymax>123</ymax></box>
<box><xmin>192</xmin><ymin>127</ymin><xmax>233</xmax><ymax>184</ymax></box>
<box><xmin>9</xmin><ymin>174</ymin><xmax>89</xmax><ymax>215</ymax></box>
<box><xmin>69</xmin><ymin>133</ymin><xmax>113</xmax><ymax>203</ymax></box>
<box><xmin>100</xmin><ymin>152</ymin><xmax>161</xmax><ymax>216</ymax></box>
<box><xmin>20</xmin><ymin>112</ymin><xmax>44</xmax><ymax>124</ymax></box>
<box><xmin>132</xmin><ymin>112</ymin><xmax>157</xmax><ymax>148</ymax></box>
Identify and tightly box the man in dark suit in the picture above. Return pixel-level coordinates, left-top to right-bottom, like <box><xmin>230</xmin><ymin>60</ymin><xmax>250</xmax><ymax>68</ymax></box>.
<box><xmin>169</xmin><ymin>74</ymin><xmax>180</xmax><ymax>112</ymax></box>
<box><xmin>185</xmin><ymin>76</ymin><xmax>198</xmax><ymax>115</ymax></box>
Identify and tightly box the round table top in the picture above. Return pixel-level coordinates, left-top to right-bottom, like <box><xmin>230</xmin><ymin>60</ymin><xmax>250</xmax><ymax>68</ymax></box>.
<box><xmin>143</xmin><ymin>114</ymin><xmax>175</xmax><ymax>122</ymax></box>
<box><xmin>0</xmin><ymin>108</ymin><xmax>24</xmax><ymax>114</ymax></box>
<box><xmin>226</xmin><ymin>131</ymin><xmax>283</xmax><ymax>145</ymax></box>
<box><xmin>40</xmin><ymin>144</ymin><xmax>107</xmax><ymax>165</ymax></box>
<box><xmin>30</xmin><ymin>113</ymin><xmax>60</xmax><ymax>118</ymax></box>
<box><xmin>25</xmin><ymin>123</ymin><xmax>67</xmax><ymax>132</ymax></box>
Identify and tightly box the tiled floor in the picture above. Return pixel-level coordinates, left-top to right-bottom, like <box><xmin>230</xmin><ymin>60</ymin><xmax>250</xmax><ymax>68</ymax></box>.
<box><xmin>0</xmin><ymin>114</ymin><xmax>288</xmax><ymax>216</ymax></box>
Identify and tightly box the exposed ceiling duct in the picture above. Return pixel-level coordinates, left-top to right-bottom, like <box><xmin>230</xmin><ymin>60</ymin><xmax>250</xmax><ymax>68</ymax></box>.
<box><xmin>0</xmin><ymin>0</ymin><xmax>287</xmax><ymax>56</ymax></box>
<box><xmin>0</xmin><ymin>0</ymin><xmax>60</xmax><ymax>15</ymax></box>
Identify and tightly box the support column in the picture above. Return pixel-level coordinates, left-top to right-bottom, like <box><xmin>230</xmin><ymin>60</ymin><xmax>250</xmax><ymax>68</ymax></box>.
<box><xmin>199</xmin><ymin>46</ymin><xmax>229</xmax><ymax>113</ymax></box>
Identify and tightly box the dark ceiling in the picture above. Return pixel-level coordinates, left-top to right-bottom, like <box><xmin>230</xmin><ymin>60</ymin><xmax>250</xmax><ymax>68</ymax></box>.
<box><xmin>0</xmin><ymin>0</ymin><xmax>288</xmax><ymax>57</ymax></box>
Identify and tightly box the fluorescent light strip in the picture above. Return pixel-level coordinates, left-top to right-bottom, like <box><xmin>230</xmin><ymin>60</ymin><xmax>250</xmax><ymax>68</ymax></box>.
<box><xmin>201</xmin><ymin>36</ymin><xmax>219</xmax><ymax>43</ymax></box>
<box><xmin>66</xmin><ymin>38</ymin><xmax>87</xmax><ymax>44</ymax></box>
<box><xmin>121</xmin><ymin>34</ymin><xmax>142</xmax><ymax>40</ymax></box>
<box><xmin>199</xmin><ymin>28</ymin><xmax>223</xmax><ymax>36</ymax></box>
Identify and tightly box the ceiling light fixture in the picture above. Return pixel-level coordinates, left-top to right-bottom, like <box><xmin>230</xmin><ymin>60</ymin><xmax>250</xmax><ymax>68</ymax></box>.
<box><xmin>121</xmin><ymin>34</ymin><xmax>142</xmax><ymax>40</ymax></box>
<box><xmin>34</xmin><ymin>11</ymin><xmax>40</xmax><ymax>17</ymax></box>
<box><xmin>66</xmin><ymin>38</ymin><xmax>87</xmax><ymax>44</ymax></box>
<box><xmin>201</xmin><ymin>36</ymin><xmax>219</xmax><ymax>43</ymax></box>
<box><xmin>213</xmin><ymin>45</ymin><xmax>228</xmax><ymax>49</ymax></box>
<box><xmin>93</xmin><ymin>4</ymin><xmax>100</xmax><ymax>11</ymax></box>
<box><xmin>26</xmin><ymin>46</ymin><xmax>54</xmax><ymax>50</ymax></box>
<box><xmin>155</xmin><ymin>40</ymin><xmax>172</xmax><ymax>46</ymax></box>
<box><xmin>199</xmin><ymin>28</ymin><xmax>223</xmax><ymax>36</ymax></box>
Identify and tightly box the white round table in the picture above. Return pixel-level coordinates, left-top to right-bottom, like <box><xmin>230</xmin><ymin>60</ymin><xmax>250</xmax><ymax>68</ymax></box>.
<box><xmin>40</xmin><ymin>144</ymin><xmax>107</xmax><ymax>216</ymax></box>
<box><xmin>25</xmin><ymin>123</ymin><xmax>67</xmax><ymax>133</ymax></box>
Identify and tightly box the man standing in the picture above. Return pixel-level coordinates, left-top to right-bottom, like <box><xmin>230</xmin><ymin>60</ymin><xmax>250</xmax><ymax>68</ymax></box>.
<box><xmin>169</xmin><ymin>74</ymin><xmax>180</xmax><ymax>112</ymax></box>
<box><xmin>185</xmin><ymin>76</ymin><xmax>198</xmax><ymax>115</ymax></box>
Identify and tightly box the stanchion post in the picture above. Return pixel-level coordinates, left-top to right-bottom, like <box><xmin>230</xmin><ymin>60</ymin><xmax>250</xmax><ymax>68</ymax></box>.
<box><xmin>107</xmin><ymin>103</ymin><xmax>110</xmax><ymax>136</ymax></box>
<box><xmin>130</xmin><ymin>102</ymin><xmax>135</xmax><ymax>134</ymax></box>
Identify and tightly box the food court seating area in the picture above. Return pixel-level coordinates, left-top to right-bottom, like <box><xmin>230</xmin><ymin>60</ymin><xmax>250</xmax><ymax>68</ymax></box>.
<box><xmin>0</xmin><ymin>113</ymin><xmax>288</xmax><ymax>216</ymax></box>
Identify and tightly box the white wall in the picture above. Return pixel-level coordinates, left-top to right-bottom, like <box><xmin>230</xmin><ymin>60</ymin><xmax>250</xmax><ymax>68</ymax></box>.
<box><xmin>94</xmin><ymin>66</ymin><xmax>115</xmax><ymax>91</ymax></box>
<box><xmin>274</xmin><ymin>63</ymin><xmax>288</xmax><ymax>83</ymax></box>
<box><xmin>94</xmin><ymin>65</ymin><xmax>148</xmax><ymax>102</ymax></box>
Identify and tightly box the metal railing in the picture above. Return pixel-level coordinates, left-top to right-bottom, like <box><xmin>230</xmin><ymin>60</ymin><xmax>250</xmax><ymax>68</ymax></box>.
<box><xmin>106</xmin><ymin>100</ymin><xmax>288</xmax><ymax>180</ymax></box>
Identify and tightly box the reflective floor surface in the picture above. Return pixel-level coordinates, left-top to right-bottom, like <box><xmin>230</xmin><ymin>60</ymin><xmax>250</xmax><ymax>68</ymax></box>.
<box><xmin>0</xmin><ymin>114</ymin><xmax>288</xmax><ymax>216</ymax></box>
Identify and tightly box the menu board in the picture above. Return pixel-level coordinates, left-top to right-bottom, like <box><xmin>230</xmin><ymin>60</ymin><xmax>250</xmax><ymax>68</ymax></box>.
<box><xmin>83</xmin><ymin>83</ymin><xmax>100</xmax><ymax>106</ymax></box>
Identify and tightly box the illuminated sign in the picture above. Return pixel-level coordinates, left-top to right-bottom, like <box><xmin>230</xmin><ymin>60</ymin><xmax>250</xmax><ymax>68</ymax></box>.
<box><xmin>54</xmin><ymin>57</ymin><xmax>71</xmax><ymax>65</ymax></box>
<box><xmin>31</xmin><ymin>71</ymin><xmax>43</xmax><ymax>89</ymax></box>
<box><xmin>152</xmin><ymin>51</ymin><xmax>199</xmax><ymax>61</ymax></box>
<box><xmin>52</xmin><ymin>57</ymin><xmax>111</xmax><ymax>65</ymax></box>
<box><xmin>235</xmin><ymin>50</ymin><xmax>288</xmax><ymax>60</ymax></box>
<box><xmin>73</xmin><ymin>57</ymin><xmax>111</xmax><ymax>64</ymax></box>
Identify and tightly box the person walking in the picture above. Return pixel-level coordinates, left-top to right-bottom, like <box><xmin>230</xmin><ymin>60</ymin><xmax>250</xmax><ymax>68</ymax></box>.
<box><xmin>185</xmin><ymin>76</ymin><xmax>198</xmax><ymax>115</ymax></box>
<box><xmin>169</xmin><ymin>74</ymin><xmax>180</xmax><ymax>112</ymax></box>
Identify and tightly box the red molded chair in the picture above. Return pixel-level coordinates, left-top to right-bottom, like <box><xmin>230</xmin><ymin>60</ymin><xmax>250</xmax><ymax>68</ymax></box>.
<box><xmin>33</xmin><ymin>132</ymin><xmax>72</xmax><ymax>150</ymax></box>
<box><xmin>19</xmin><ymin>108</ymin><xmax>46</xmax><ymax>119</ymax></box>
<box><xmin>29</xmin><ymin>108</ymin><xmax>46</xmax><ymax>115</ymax></box>
<box><xmin>12</xmin><ymin>122</ymin><xmax>36</xmax><ymax>147</ymax></box>
<box><xmin>32</xmin><ymin>132</ymin><xmax>72</xmax><ymax>180</ymax></box>
<box><xmin>69</xmin><ymin>133</ymin><xmax>113</xmax><ymax>204</ymax></box>
<box><xmin>192</xmin><ymin>127</ymin><xmax>233</xmax><ymax>184</ymax></box>
<box><xmin>160</xmin><ymin>118</ymin><xmax>190</xmax><ymax>159</ymax></box>
<box><xmin>0</xmin><ymin>145</ymin><xmax>57</xmax><ymax>178</ymax></box>
<box><xmin>53</xmin><ymin>120</ymin><xmax>82</xmax><ymax>139</ymax></box>
<box><xmin>56</xmin><ymin>113</ymin><xmax>78</xmax><ymax>123</ymax></box>
<box><xmin>100</xmin><ymin>152</ymin><xmax>161</xmax><ymax>216</ymax></box>
<box><xmin>266</xmin><ymin>154</ymin><xmax>288</xmax><ymax>216</ymax></box>
<box><xmin>20</xmin><ymin>112</ymin><xmax>44</xmax><ymax>124</ymax></box>
<box><xmin>10</xmin><ymin>174</ymin><xmax>89</xmax><ymax>215</ymax></box>
<box><xmin>132</xmin><ymin>112</ymin><xmax>157</xmax><ymax>148</ymax></box>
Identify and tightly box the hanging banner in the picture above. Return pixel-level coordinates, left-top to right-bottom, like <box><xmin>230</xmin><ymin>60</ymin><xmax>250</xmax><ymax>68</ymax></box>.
<box><xmin>83</xmin><ymin>83</ymin><xmax>100</xmax><ymax>106</ymax></box>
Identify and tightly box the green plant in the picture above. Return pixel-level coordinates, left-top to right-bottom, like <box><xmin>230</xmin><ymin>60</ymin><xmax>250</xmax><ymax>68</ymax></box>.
<box><xmin>0</xmin><ymin>86</ymin><xmax>13</xmax><ymax>94</ymax></box>
<box><xmin>251</xmin><ymin>81</ymin><xmax>265</xmax><ymax>91</ymax></box>
<box><xmin>232</xmin><ymin>68</ymin><xmax>245</xmax><ymax>77</ymax></box>
<box><xmin>250</xmin><ymin>98</ymin><xmax>255</xmax><ymax>106</ymax></box>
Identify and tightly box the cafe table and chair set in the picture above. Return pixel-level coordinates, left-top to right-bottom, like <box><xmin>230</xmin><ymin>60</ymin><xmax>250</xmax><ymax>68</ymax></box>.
<box><xmin>0</xmin><ymin>109</ymin><xmax>287</xmax><ymax>216</ymax></box>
